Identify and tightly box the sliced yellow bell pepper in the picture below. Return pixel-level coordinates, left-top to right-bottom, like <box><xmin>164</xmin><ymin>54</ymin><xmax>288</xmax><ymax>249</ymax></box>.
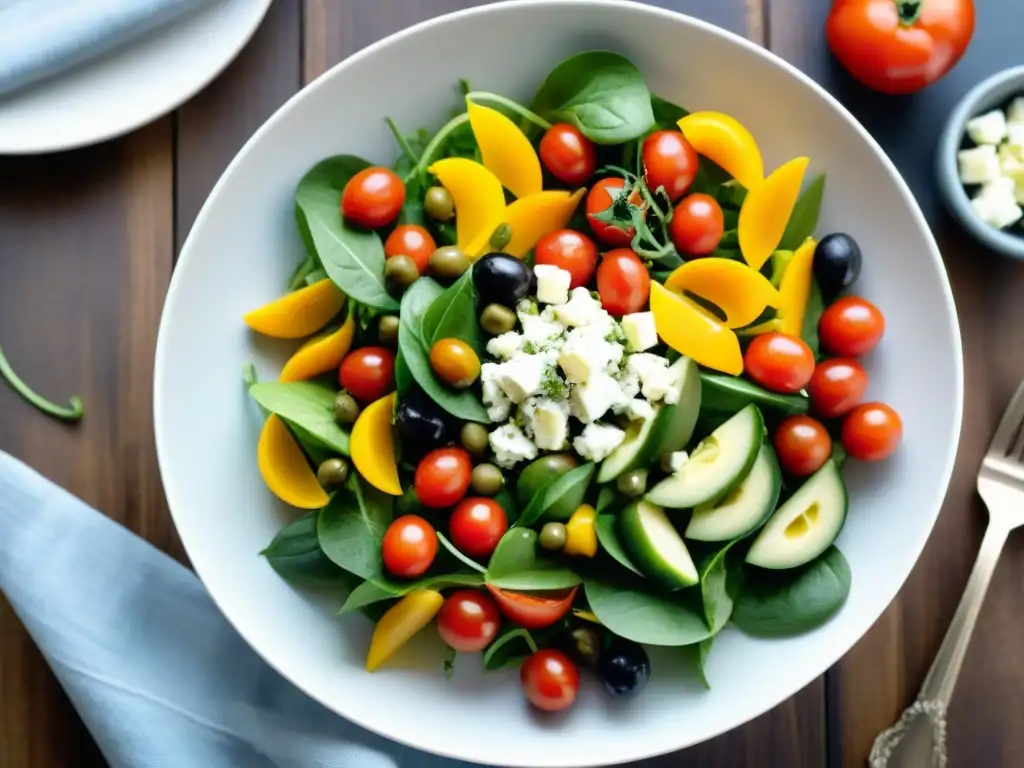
<box><xmin>428</xmin><ymin>158</ymin><xmax>506</xmax><ymax>253</ymax></box>
<box><xmin>564</xmin><ymin>504</ymin><xmax>598</xmax><ymax>558</ymax></box>
<box><xmin>776</xmin><ymin>237</ymin><xmax>816</xmax><ymax>337</ymax></box>
<box><xmin>350</xmin><ymin>392</ymin><xmax>402</xmax><ymax>496</ymax></box>
<box><xmin>677</xmin><ymin>112</ymin><xmax>764</xmax><ymax>190</ymax></box>
<box><xmin>279</xmin><ymin>313</ymin><xmax>355</xmax><ymax>382</ymax></box>
<box><xmin>244</xmin><ymin>279</ymin><xmax>345</xmax><ymax>339</ymax></box>
<box><xmin>366</xmin><ymin>589</ymin><xmax>444</xmax><ymax>672</ymax></box>
<box><xmin>664</xmin><ymin>258</ymin><xmax>780</xmax><ymax>329</ymax></box>
<box><xmin>257</xmin><ymin>414</ymin><xmax>330</xmax><ymax>509</ymax></box>
<box><xmin>467</xmin><ymin>188</ymin><xmax>587</xmax><ymax>259</ymax></box>
<box><xmin>572</xmin><ymin>609</ymin><xmax>602</xmax><ymax>625</ymax></box>
<box><xmin>466</xmin><ymin>100</ymin><xmax>542</xmax><ymax>200</ymax></box>
<box><xmin>738</xmin><ymin>157</ymin><xmax>809</xmax><ymax>271</ymax></box>
<box><xmin>650</xmin><ymin>282</ymin><xmax>743</xmax><ymax>375</ymax></box>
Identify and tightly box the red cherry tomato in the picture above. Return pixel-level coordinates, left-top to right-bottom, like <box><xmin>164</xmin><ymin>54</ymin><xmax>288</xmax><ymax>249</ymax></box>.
<box><xmin>485</xmin><ymin>585</ymin><xmax>578</xmax><ymax>630</ymax></box>
<box><xmin>669</xmin><ymin>193</ymin><xmax>725</xmax><ymax>256</ymax></box>
<box><xmin>539</xmin><ymin>124</ymin><xmax>597</xmax><ymax>186</ymax></box>
<box><xmin>818</xmin><ymin>296</ymin><xmax>885</xmax><ymax>357</ymax></box>
<box><xmin>773</xmin><ymin>415</ymin><xmax>833</xmax><ymax>477</ymax></box>
<box><xmin>449</xmin><ymin>497</ymin><xmax>508</xmax><ymax>560</ymax></box>
<box><xmin>534</xmin><ymin>229</ymin><xmax>598</xmax><ymax>289</ymax></box>
<box><xmin>341</xmin><ymin>167</ymin><xmax>405</xmax><ymax>229</ymax></box>
<box><xmin>520</xmin><ymin>649</ymin><xmax>580</xmax><ymax>713</ymax></box>
<box><xmin>743</xmin><ymin>332</ymin><xmax>815</xmax><ymax>394</ymax></box>
<box><xmin>381</xmin><ymin>515</ymin><xmax>437</xmax><ymax>578</ymax></box>
<box><xmin>586</xmin><ymin>178</ymin><xmax>642</xmax><ymax>247</ymax></box>
<box><xmin>642</xmin><ymin>130</ymin><xmax>699</xmax><ymax>202</ymax></box>
<box><xmin>414</xmin><ymin>448</ymin><xmax>472</xmax><ymax>508</ymax></box>
<box><xmin>808</xmin><ymin>358</ymin><xmax>868</xmax><ymax>418</ymax></box>
<box><xmin>596</xmin><ymin>248</ymin><xmax>650</xmax><ymax>316</ymax></box>
<box><xmin>339</xmin><ymin>346</ymin><xmax>395</xmax><ymax>402</ymax></box>
<box><xmin>384</xmin><ymin>224</ymin><xmax>436</xmax><ymax>273</ymax></box>
<box><xmin>842</xmin><ymin>402</ymin><xmax>903</xmax><ymax>461</ymax></box>
<box><xmin>436</xmin><ymin>590</ymin><xmax>501</xmax><ymax>653</ymax></box>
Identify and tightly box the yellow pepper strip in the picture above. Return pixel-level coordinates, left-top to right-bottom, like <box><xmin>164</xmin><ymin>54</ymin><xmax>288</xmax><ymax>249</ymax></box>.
<box><xmin>564</xmin><ymin>504</ymin><xmax>598</xmax><ymax>558</ymax></box>
<box><xmin>279</xmin><ymin>313</ymin><xmax>355</xmax><ymax>382</ymax></box>
<box><xmin>738</xmin><ymin>157</ymin><xmax>810</xmax><ymax>271</ymax></box>
<box><xmin>466</xmin><ymin>100</ymin><xmax>543</xmax><ymax>200</ymax></box>
<box><xmin>428</xmin><ymin>158</ymin><xmax>506</xmax><ymax>253</ymax></box>
<box><xmin>677</xmin><ymin>111</ymin><xmax>765</xmax><ymax>190</ymax></box>
<box><xmin>257</xmin><ymin>414</ymin><xmax>330</xmax><ymax>509</ymax></box>
<box><xmin>366</xmin><ymin>589</ymin><xmax>444</xmax><ymax>672</ymax></box>
<box><xmin>468</xmin><ymin>188</ymin><xmax>587</xmax><ymax>259</ymax></box>
<box><xmin>573</xmin><ymin>609</ymin><xmax>602</xmax><ymax>625</ymax></box>
<box><xmin>664</xmin><ymin>257</ymin><xmax>780</xmax><ymax>329</ymax></box>
<box><xmin>650</xmin><ymin>282</ymin><xmax>744</xmax><ymax>375</ymax></box>
<box><xmin>775</xmin><ymin>237</ymin><xmax>817</xmax><ymax>337</ymax></box>
<box><xmin>244</xmin><ymin>279</ymin><xmax>345</xmax><ymax>339</ymax></box>
<box><xmin>350</xmin><ymin>392</ymin><xmax>402</xmax><ymax>496</ymax></box>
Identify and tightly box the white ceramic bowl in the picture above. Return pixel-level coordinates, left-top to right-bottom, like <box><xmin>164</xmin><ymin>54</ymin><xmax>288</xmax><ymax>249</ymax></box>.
<box><xmin>154</xmin><ymin>2</ymin><xmax>964</xmax><ymax>765</ymax></box>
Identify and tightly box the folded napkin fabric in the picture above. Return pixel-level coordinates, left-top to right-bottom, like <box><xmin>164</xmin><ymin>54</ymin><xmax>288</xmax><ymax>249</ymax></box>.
<box><xmin>0</xmin><ymin>0</ymin><xmax>217</xmax><ymax>98</ymax></box>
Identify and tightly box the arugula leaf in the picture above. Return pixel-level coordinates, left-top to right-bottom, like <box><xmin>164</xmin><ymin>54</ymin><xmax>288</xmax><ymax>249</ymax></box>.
<box><xmin>778</xmin><ymin>173</ymin><xmax>826</xmax><ymax>251</ymax></box>
<box><xmin>802</xmin><ymin>279</ymin><xmax>825</xmax><ymax>359</ymax></box>
<box><xmin>338</xmin><ymin>572</ymin><xmax>484</xmax><ymax>614</ymax></box>
<box><xmin>437</xmin><ymin>532</ymin><xmax>487</xmax><ymax>574</ymax></box>
<box><xmin>260</xmin><ymin>512</ymin><xmax>348</xmax><ymax>582</ymax></box>
<box><xmin>485</xmin><ymin>528</ymin><xmax>581</xmax><ymax>591</ymax></box>
<box><xmin>595</xmin><ymin>514</ymin><xmax>643</xmax><ymax>576</ymax></box>
<box><xmin>248</xmin><ymin>380</ymin><xmax>350</xmax><ymax>455</ymax></box>
<box><xmin>317</xmin><ymin>476</ymin><xmax>394</xmax><ymax>581</ymax></box>
<box><xmin>584</xmin><ymin>576</ymin><xmax>712</xmax><ymax>647</ymax></box>
<box><xmin>483</xmin><ymin>626</ymin><xmax>538</xmax><ymax>671</ymax></box>
<box><xmin>517</xmin><ymin>462</ymin><xmax>595</xmax><ymax>527</ymax></box>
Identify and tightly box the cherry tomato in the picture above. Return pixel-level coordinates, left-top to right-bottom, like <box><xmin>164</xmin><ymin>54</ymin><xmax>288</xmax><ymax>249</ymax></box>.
<box><xmin>339</xmin><ymin>346</ymin><xmax>395</xmax><ymax>402</ymax></box>
<box><xmin>808</xmin><ymin>358</ymin><xmax>868</xmax><ymax>418</ymax></box>
<box><xmin>384</xmin><ymin>224</ymin><xmax>436</xmax><ymax>273</ymax></box>
<box><xmin>449</xmin><ymin>497</ymin><xmax>508</xmax><ymax>559</ymax></box>
<box><xmin>436</xmin><ymin>590</ymin><xmax>501</xmax><ymax>653</ymax></box>
<box><xmin>414</xmin><ymin>447</ymin><xmax>472</xmax><ymax>508</ymax></box>
<box><xmin>596</xmin><ymin>248</ymin><xmax>650</xmax><ymax>316</ymax></box>
<box><xmin>429</xmin><ymin>338</ymin><xmax>481</xmax><ymax>389</ymax></box>
<box><xmin>520</xmin><ymin>649</ymin><xmax>580</xmax><ymax>713</ymax></box>
<box><xmin>381</xmin><ymin>515</ymin><xmax>437</xmax><ymax>578</ymax></box>
<box><xmin>669</xmin><ymin>193</ymin><xmax>725</xmax><ymax>256</ymax></box>
<box><xmin>842</xmin><ymin>402</ymin><xmax>903</xmax><ymax>461</ymax></box>
<box><xmin>485</xmin><ymin>585</ymin><xmax>578</xmax><ymax>630</ymax></box>
<box><xmin>826</xmin><ymin>0</ymin><xmax>974</xmax><ymax>95</ymax></box>
<box><xmin>642</xmin><ymin>130</ymin><xmax>699</xmax><ymax>202</ymax></box>
<box><xmin>539</xmin><ymin>124</ymin><xmax>597</xmax><ymax>186</ymax></box>
<box><xmin>744</xmin><ymin>332</ymin><xmax>815</xmax><ymax>394</ymax></box>
<box><xmin>534</xmin><ymin>229</ymin><xmax>598</xmax><ymax>289</ymax></box>
<box><xmin>818</xmin><ymin>296</ymin><xmax>885</xmax><ymax>357</ymax></box>
<box><xmin>586</xmin><ymin>178</ymin><xmax>642</xmax><ymax>247</ymax></box>
<box><xmin>773</xmin><ymin>415</ymin><xmax>833</xmax><ymax>477</ymax></box>
<box><xmin>341</xmin><ymin>167</ymin><xmax>405</xmax><ymax>229</ymax></box>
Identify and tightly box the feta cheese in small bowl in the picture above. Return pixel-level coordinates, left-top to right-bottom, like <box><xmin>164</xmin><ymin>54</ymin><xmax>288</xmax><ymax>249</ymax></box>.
<box><xmin>938</xmin><ymin>65</ymin><xmax>1024</xmax><ymax>259</ymax></box>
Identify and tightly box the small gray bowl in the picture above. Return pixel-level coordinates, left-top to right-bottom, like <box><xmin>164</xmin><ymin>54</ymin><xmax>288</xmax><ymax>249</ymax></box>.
<box><xmin>937</xmin><ymin>65</ymin><xmax>1024</xmax><ymax>260</ymax></box>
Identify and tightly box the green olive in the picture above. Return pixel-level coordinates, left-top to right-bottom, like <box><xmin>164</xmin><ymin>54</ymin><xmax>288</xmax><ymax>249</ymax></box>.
<box><xmin>488</xmin><ymin>222</ymin><xmax>513</xmax><ymax>251</ymax></box>
<box><xmin>378</xmin><ymin>315</ymin><xmax>399</xmax><ymax>348</ymax></box>
<box><xmin>333</xmin><ymin>392</ymin><xmax>360</xmax><ymax>426</ymax></box>
<box><xmin>317</xmin><ymin>457</ymin><xmax>349</xmax><ymax>488</ymax></box>
<box><xmin>460</xmin><ymin>422</ymin><xmax>490</xmax><ymax>458</ymax></box>
<box><xmin>424</xmin><ymin>186</ymin><xmax>455</xmax><ymax>221</ymax></box>
<box><xmin>570</xmin><ymin>626</ymin><xmax>602</xmax><ymax>668</ymax></box>
<box><xmin>385</xmin><ymin>255</ymin><xmax>419</xmax><ymax>293</ymax></box>
<box><xmin>428</xmin><ymin>246</ymin><xmax>470</xmax><ymax>281</ymax></box>
<box><xmin>470</xmin><ymin>463</ymin><xmax>503</xmax><ymax>496</ymax></box>
<box><xmin>539</xmin><ymin>522</ymin><xmax>568</xmax><ymax>551</ymax></box>
<box><xmin>479</xmin><ymin>303</ymin><xmax>517</xmax><ymax>336</ymax></box>
<box><xmin>616</xmin><ymin>469</ymin><xmax>648</xmax><ymax>498</ymax></box>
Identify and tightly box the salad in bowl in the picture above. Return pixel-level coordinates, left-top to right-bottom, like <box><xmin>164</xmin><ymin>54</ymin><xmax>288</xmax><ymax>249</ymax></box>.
<box><xmin>243</xmin><ymin>50</ymin><xmax>901</xmax><ymax>714</ymax></box>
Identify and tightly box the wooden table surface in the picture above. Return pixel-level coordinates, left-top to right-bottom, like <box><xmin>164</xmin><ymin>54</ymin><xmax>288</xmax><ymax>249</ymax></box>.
<box><xmin>1</xmin><ymin>1</ymin><xmax>1022</xmax><ymax>766</ymax></box>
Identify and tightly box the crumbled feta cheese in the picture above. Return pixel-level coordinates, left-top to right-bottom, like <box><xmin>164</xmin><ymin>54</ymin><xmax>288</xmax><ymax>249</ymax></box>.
<box><xmin>553</xmin><ymin>287</ymin><xmax>602</xmax><ymax>327</ymax></box>
<box><xmin>966</xmin><ymin>109</ymin><xmax>1008</xmax><ymax>146</ymax></box>
<box><xmin>627</xmin><ymin>353</ymin><xmax>675</xmax><ymax>401</ymax></box>
<box><xmin>481</xmin><ymin>362</ymin><xmax>511</xmax><ymax>422</ymax></box>
<box><xmin>1008</xmin><ymin>122</ymin><xmax>1024</xmax><ymax>147</ymax></box>
<box><xmin>667</xmin><ymin>450</ymin><xmax>689</xmax><ymax>473</ymax></box>
<box><xmin>617</xmin><ymin>365</ymin><xmax>640</xmax><ymax>400</ymax></box>
<box><xmin>980</xmin><ymin>176</ymin><xmax>1017</xmax><ymax>205</ymax></box>
<box><xmin>999</xmin><ymin>141</ymin><xmax>1024</xmax><ymax>180</ymax></box>
<box><xmin>571</xmin><ymin>371</ymin><xmax>625</xmax><ymax>423</ymax></box>
<box><xmin>621</xmin><ymin>311</ymin><xmax>658</xmax><ymax>352</ymax></box>
<box><xmin>617</xmin><ymin>398</ymin><xmax>655</xmax><ymax>422</ymax></box>
<box><xmin>489</xmin><ymin>423</ymin><xmax>538</xmax><ymax>468</ymax></box>
<box><xmin>573</xmin><ymin>422</ymin><xmax>626</xmax><ymax>462</ymax></box>
<box><xmin>1007</xmin><ymin>97</ymin><xmax>1024</xmax><ymax>125</ymax></box>
<box><xmin>958</xmin><ymin>145</ymin><xmax>1001</xmax><ymax>185</ymax></box>
<box><xmin>519</xmin><ymin>314</ymin><xmax>565</xmax><ymax>351</ymax></box>
<box><xmin>534</xmin><ymin>265</ymin><xmax>572</xmax><ymax>305</ymax></box>
<box><xmin>971</xmin><ymin>190</ymin><xmax>1023</xmax><ymax>230</ymax></box>
<box><xmin>530</xmin><ymin>398</ymin><xmax>570</xmax><ymax>450</ymax></box>
<box><xmin>496</xmin><ymin>354</ymin><xmax>546</xmax><ymax>403</ymax></box>
<box><xmin>557</xmin><ymin>326</ymin><xmax>621</xmax><ymax>384</ymax></box>
<box><xmin>486</xmin><ymin>331</ymin><xmax>523</xmax><ymax>361</ymax></box>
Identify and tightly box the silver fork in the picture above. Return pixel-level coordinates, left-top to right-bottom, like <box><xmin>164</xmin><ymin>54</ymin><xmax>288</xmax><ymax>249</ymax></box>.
<box><xmin>869</xmin><ymin>380</ymin><xmax>1024</xmax><ymax>767</ymax></box>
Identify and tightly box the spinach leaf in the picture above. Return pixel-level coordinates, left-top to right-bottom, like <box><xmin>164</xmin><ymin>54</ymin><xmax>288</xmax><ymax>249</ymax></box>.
<box><xmin>338</xmin><ymin>571</ymin><xmax>483</xmax><ymax>614</ymax></box>
<box><xmin>778</xmin><ymin>173</ymin><xmax>826</xmax><ymax>251</ymax></box>
<box><xmin>684</xmin><ymin>638</ymin><xmax>714</xmax><ymax>690</ymax></box>
<box><xmin>483</xmin><ymin>626</ymin><xmax>538</xmax><ymax>670</ymax></box>
<box><xmin>530</xmin><ymin>51</ymin><xmax>654</xmax><ymax>145</ymax></box>
<box><xmin>830</xmin><ymin>441</ymin><xmax>847</xmax><ymax>468</ymax></box>
<box><xmin>422</xmin><ymin>271</ymin><xmax>483</xmax><ymax>356</ymax></box>
<box><xmin>437</xmin><ymin>531</ymin><xmax>487</xmax><ymax>574</ymax></box>
<box><xmin>295</xmin><ymin>155</ymin><xmax>398</xmax><ymax>311</ymax></box>
<box><xmin>317</xmin><ymin>476</ymin><xmax>394</xmax><ymax>581</ymax></box>
<box><xmin>650</xmin><ymin>94</ymin><xmax>688</xmax><ymax>128</ymax></box>
<box><xmin>584</xmin><ymin>576</ymin><xmax>712</xmax><ymax>647</ymax></box>
<box><xmin>716</xmin><ymin>182</ymin><xmax>748</xmax><ymax>209</ymax></box>
<box><xmin>444</xmin><ymin>646</ymin><xmax>457</xmax><ymax>679</ymax></box>
<box><xmin>802</xmin><ymin>279</ymin><xmax>825</xmax><ymax>359</ymax></box>
<box><xmin>260</xmin><ymin>512</ymin><xmax>347</xmax><ymax>582</ymax></box>
<box><xmin>249</xmin><ymin>380</ymin><xmax>350</xmax><ymax>455</ymax></box>
<box><xmin>517</xmin><ymin>462</ymin><xmax>595</xmax><ymax>527</ymax></box>
<box><xmin>596</xmin><ymin>487</ymin><xmax>619</xmax><ymax>514</ymax></box>
<box><xmin>731</xmin><ymin>546</ymin><xmax>851</xmax><ymax>637</ymax></box>
<box><xmin>287</xmin><ymin>252</ymin><xmax>320</xmax><ymax>291</ymax></box>
<box><xmin>697</xmin><ymin>543</ymin><xmax>744</xmax><ymax>633</ymax></box>
<box><xmin>242</xmin><ymin>361</ymin><xmax>259</xmax><ymax>388</ymax></box>
<box><xmin>485</xmin><ymin>528</ymin><xmax>581</xmax><ymax>591</ymax></box>
<box><xmin>394</xmin><ymin>348</ymin><xmax>415</xmax><ymax>396</ymax></box>
<box><xmin>595</xmin><ymin>514</ymin><xmax>643</xmax><ymax>576</ymax></box>
<box><xmin>493</xmin><ymin>486</ymin><xmax>519</xmax><ymax>525</ymax></box>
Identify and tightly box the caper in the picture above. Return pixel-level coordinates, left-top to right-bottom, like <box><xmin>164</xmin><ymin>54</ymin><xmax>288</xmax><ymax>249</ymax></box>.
<box><xmin>488</xmin><ymin>222</ymin><xmax>513</xmax><ymax>251</ymax></box>
<box><xmin>317</xmin><ymin>457</ymin><xmax>349</xmax><ymax>488</ymax></box>
<box><xmin>385</xmin><ymin>255</ymin><xmax>419</xmax><ymax>293</ymax></box>
<box><xmin>333</xmin><ymin>392</ymin><xmax>360</xmax><ymax>426</ymax></box>
<box><xmin>616</xmin><ymin>469</ymin><xmax>648</xmax><ymax>498</ymax></box>
<box><xmin>424</xmin><ymin>186</ymin><xmax>455</xmax><ymax>221</ymax></box>
<box><xmin>428</xmin><ymin>245</ymin><xmax>471</xmax><ymax>281</ymax></box>
<box><xmin>460</xmin><ymin>422</ymin><xmax>490</xmax><ymax>458</ymax></box>
<box><xmin>471</xmin><ymin>463</ymin><xmax>503</xmax><ymax>496</ymax></box>
<box><xmin>479</xmin><ymin>303</ymin><xmax>517</xmax><ymax>336</ymax></box>
<box><xmin>378</xmin><ymin>314</ymin><xmax>399</xmax><ymax>348</ymax></box>
<box><xmin>539</xmin><ymin>522</ymin><xmax>567</xmax><ymax>551</ymax></box>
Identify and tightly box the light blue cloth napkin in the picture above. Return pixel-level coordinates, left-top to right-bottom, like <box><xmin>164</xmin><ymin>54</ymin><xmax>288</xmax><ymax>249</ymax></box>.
<box><xmin>0</xmin><ymin>450</ymin><xmax>462</xmax><ymax>768</ymax></box>
<box><xmin>0</xmin><ymin>0</ymin><xmax>217</xmax><ymax>98</ymax></box>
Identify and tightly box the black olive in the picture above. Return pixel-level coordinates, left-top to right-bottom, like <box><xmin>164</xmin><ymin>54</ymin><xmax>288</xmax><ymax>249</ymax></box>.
<box><xmin>395</xmin><ymin>392</ymin><xmax>455</xmax><ymax>458</ymax></box>
<box><xmin>472</xmin><ymin>253</ymin><xmax>536</xmax><ymax>307</ymax></box>
<box><xmin>813</xmin><ymin>233</ymin><xmax>862</xmax><ymax>297</ymax></box>
<box><xmin>599</xmin><ymin>638</ymin><xmax>651</xmax><ymax>697</ymax></box>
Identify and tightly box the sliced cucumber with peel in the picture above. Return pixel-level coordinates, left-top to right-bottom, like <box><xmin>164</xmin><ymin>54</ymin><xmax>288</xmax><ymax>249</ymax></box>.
<box><xmin>619</xmin><ymin>499</ymin><xmax>698</xmax><ymax>590</ymax></box>
<box><xmin>745</xmin><ymin>459</ymin><xmax>848</xmax><ymax>570</ymax></box>
<box><xmin>686</xmin><ymin>444</ymin><xmax>782</xmax><ymax>542</ymax></box>
<box><xmin>646</xmin><ymin>404</ymin><xmax>764</xmax><ymax>509</ymax></box>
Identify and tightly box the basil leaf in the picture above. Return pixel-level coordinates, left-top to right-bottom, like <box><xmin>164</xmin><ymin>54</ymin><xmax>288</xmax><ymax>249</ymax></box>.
<box><xmin>485</xmin><ymin>528</ymin><xmax>581</xmax><ymax>591</ymax></box>
<box><xmin>260</xmin><ymin>512</ymin><xmax>347</xmax><ymax>582</ymax></box>
<box><xmin>483</xmin><ymin>626</ymin><xmax>538</xmax><ymax>671</ymax></box>
<box><xmin>338</xmin><ymin>572</ymin><xmax>483</xmax><ymax>614</ymax></box>
<box><xmin>595</xmin><ymin>514</ymin><xmax>642</xmax><ymax>576</ymax></box>
<box><xmin>437</xmin><ymin>532</ymin><xmax>487</xmax><ymax>574</ymax></box>
<box><xmin>779</xmin><ymin>173</ymin><xmax>826</xmax><ymax>251</ymax></box>
<box><xmin>802</xmin><ymin>279</ymin><xmax>825</xmax><ymax>359</ymax></box>
<box><xmin>584</xmin><ymin>576</ymin><xmax>712</xmax><ymax>647</ymax></box>
<box><xmin>249</xmin><ymin>380</ymin><xmax>350</xmax><ymax>455</ymax></box>
<box><xmin>317</xmin><ymin>476</ymin><xmax>394</xmax><ymax>581</ymax></box>
<box><xmin>531</xmin><ymin>51</ymin><xmax>655</xmax><ymax>145</ymax></box>
<box><xmin>518</xmin><ymin>462</ymin><xmax>595</xmax><ymax>527</ymax></box>
<box><xmin>650</xmin><ymin>94</ymin><xmax>688</xmax><ymax>128</ymax></box>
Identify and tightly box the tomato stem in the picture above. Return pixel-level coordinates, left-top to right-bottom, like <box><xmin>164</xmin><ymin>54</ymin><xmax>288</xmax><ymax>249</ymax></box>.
<box><xmin>0</xmin><ymin>343</ymin><xmax>84</xmax><ymax>422</ymax></box>
<box><xmin>894</xmin><ymin>0</ymin><xmax>923</xmax><ymax>25</ymax></box>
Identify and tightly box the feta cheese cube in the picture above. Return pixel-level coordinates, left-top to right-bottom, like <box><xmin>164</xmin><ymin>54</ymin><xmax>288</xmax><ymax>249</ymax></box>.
<box><xmin>966</xmin><ymin>109</ymin><xmax>1008</xmax><ymax>145</ymax></box>
<box><xmin>534</xmin><ymin>265</ymin><xmax>572</xmax><ymax>305</ymax></box>
<box><xmin>1007</xmin><ymin>97</ymin><xmax>1024</xmax><ymax>125</ymax></box>
<box><xmin>530</xmin><ymin>398</ymin><xmax>570</xmax><ymax>450</ymax></box>
<box><xmin>571</xmin><ymin>371</ymin><xmax>625</xmax><ymax>423</ymax></box>
<box><xmin>557</xmin><ymin>327</ymin><xmax>621</xmax><ymax>384</ymax></box>
<box><xmin>496</xmin><ymin>354</ymin><xmax>546</xmax><ymax>403</ymax></box>
<box><xmin>617</xmin><ymin>398</ymin><xmax>655</xmax><ymax>422</ymax></box>
<box><xmin>998</xmin><ymin>142</ymin><xmax>1024</xmax><ymax>180</ymax></box>
<box><xmin>558</xmin><ymin>346</ymin><xmax>593</xmax><ymax>384</ymax></box>
<box><xmin>573</xmin><ymin>422</ymin><xmax>626</xmax><ymax>463</ymax></box>
<box><xmin>486</xmin><ymin>331</ymin><xmax>523</xmax><ymax>361</ymax></box>
<box><xmin>958</xmin><ymin>145</ymin><xmax>1001</xmax><ymax>185</ymax></box>
<box><xmin>621</xmin><ymin>311</ymin><xmax>658</xmax><ymax>352</ymax></box>
<box><xmin>980</xmin><ymin>176</ymin><xmax>1017</xmax><ymax>205</ymax></box>
<box><xmin>553</xmin><ymin>287</ymin><xmax>601</xmax><ymax>327</ymax></box>
<box><xmin>667</xmin><ymin>450</ymin><xmax>689</xmax><ymax>473</ymax></box>
<box><xmin>489</xmin><ymin>423</ymin><xmax>538</xmax><ymax>468</ymax></box>
<box><xmin>626</xmin><ymin>353</ymin><xmax>675</xmax><ymax>401</ymax></box>
<box><xmin>481</xmin><ymin>362</ymin><xmax>511</xmax><ymax>422</ymax></box>
<box><xmin>1007</xmin><ymin>122</ymin><xmax>1024</xmax><ymax>146</ymax></box>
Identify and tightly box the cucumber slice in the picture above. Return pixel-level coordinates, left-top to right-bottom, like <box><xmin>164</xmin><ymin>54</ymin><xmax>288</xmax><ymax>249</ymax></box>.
<box><xmin>745</xmin><ymin>459</ymin><xmax>848</xmax><ymax>570</ymax></box>
<box><xmin>646</xmin><ymin>404</ymin><xmax>764</xmax><ymax>509</ymax></box>
<box><xmin>700</xmin><ymin>373</ymin><xmax>808</xmax><ymax>417</ymax></box>
<box><xmin>596</xmin><ymin>407</ymin><xmax>660</xmax><ymax>483</ymax></box>
<box><xmin>619</xmin><ymin>500</ymin><xmax>698</xmax><ymax>590</ymax></box>
<box><xmin>685</xmin><ymin>444</ymin><xmax>781</xmax><ymax>542</ymax></box>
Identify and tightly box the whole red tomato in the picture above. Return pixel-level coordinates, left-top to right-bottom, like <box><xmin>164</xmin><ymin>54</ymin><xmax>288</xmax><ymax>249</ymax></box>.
<box><xmin>826</xmin><ymin>0</ymin><xmax>975</xmax><ymax>95</ymax></box>
<box><xmin>414</xmin><ymin>447</ymin><xmax>472</xmax><ymax>508</ymax></box>
<box><xmin>586</xmin><ymin>178</ymin><xmax>643</xmax><ymax>247</ymax></box>
<box><xmin>384</xmin><ymin>224</ymin><xmax>436</xmax><ymax>273</ymax></box>
<box><xmin>539</xmin><ymin>124</ymin><xmax>597</xmax><ymax>186</ymax></box>
<box><xmin>339</xmin><ymin>346</ymin><xmax>395</xmax><ymax>402</ymax></box>
<box><xmin>534</xmin><ymin>229</ymin><xmax>598</xmax><ymax>289</ymax></box>
<box><xmin>596</xmin><ymin>248</ymin><xmax>650</xmax><ymax>316</ymax></box>
<box><xmin>448</xmin><ymin>497</ymin><xmax>508</xmax><ymax>559</ymax></box>
<box><xmin>669</xmin><ymin>193</ymin><xmax>724</xmax><ymax>256</ymax></box>
<box><xmin>520</xmin><ymin>649</ymin><xmax>580</xmax><ymax>712</ymax></box>
<box><xmin>382</xmin><ymin>515</ymin><xmax>437</xmax><ymax>578</ymax></box>
<box><xmin>436</xmin><ymin>590</ymin><xmax>501</xmax><ymax>653</ymax></box>
<box><xmin>341</xmin><ymin>167</ymin><xmax>405</xmax><ymax>228</ymax></box>
<box><xmin>642</xmin><ymin>130</ymin><xmax>698</xmax><ymax>202</ymax></box>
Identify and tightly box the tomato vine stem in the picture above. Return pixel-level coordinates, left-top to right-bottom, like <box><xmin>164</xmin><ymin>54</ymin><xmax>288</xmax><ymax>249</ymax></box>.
<box><xmin>0</xmin><ymin>343</ymin><xmax>84</xmax><ymax>422</ymax></box>
<box><xmin>895</xmin><ymin>0</ymin><xmax>923</xmax><ymax>25</ymax></box>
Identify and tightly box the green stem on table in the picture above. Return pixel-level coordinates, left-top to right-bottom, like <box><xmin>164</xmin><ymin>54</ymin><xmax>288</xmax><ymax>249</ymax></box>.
<box><xmin>0</xmin><ymin>343</ymin><xmax>84</xmax><ymax>422</ymax></box>
<box><xmin>465</xmin><ymin>91</ymin><xmax>552</xmax><ymax>131</ymax></box>
<box><xmin>407</xmin><ymin>112</ymin><xmax>471</xmax><ymax>182</ymax></box>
